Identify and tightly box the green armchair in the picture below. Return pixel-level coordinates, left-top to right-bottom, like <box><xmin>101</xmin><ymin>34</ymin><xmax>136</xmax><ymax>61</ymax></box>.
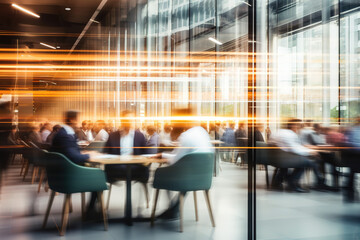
<box><xmin>42</xmin><ymin>151</ymin><xmax>108</xmax><ymax>236</ymax></box>
<box><xmin>151</xmin><ymin>152</ymin><xmax>215</xmax><ymax>232</ymax></box>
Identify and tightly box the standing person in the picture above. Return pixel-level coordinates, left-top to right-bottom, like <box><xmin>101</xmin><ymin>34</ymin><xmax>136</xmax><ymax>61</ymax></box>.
<box><xmin>40</xmin><ymin>123</ymin><xmax>52</xmax><ymax>143</ymax></box>
<box><xmin>235</xmin><ymin>122</ymin><xmax>247</xmax><ymax>164</ymax></box>
<box><xmin>221</xmin><ymin>122</ymin><xmax>237</xmax><ymax>162</ymax></box>
<box><xmin>76</xmin><ymin>120</ymin><xmax>89</xmax><ymax>141</ymax></box>
<box><xmin>51</xmin><ymin>111</ymin><xmax>90</xmax><ymax>165</ymax></box>
<box><xmin>159</xmin><ymin>124</ymin><xmax>172</xmax><ymax>146</ymax></box>
<box><xmin>93</xmin><ymin>120</ymin><xmax>109</xmax><ymax>141</ymax></box>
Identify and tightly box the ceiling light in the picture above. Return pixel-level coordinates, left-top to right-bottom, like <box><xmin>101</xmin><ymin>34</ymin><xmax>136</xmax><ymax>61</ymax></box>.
<box><xmin>40</xmin><ymin>42</ymin><xmax>56</xmax><ymax>49</ymax></box>
<box><xmin>240</xmin><ymin>1</ymin><xmax>252</xmax><ymax>7</ymax></box>
<box><xmin>12</xmin><ymin>4</ymin><xmax>40</xmax><ymax>18</ymax></box>
<box><xmin>56</xmin><ymin>46</ymin><xmax>61</xmax><ymax>49</ymax></box>
<box><xmin>208</xmin><ymin>37</ymin><xmax>223</xmax><ymax>45</ymax></box>
<box><xmin>65</xmin><ymin>7</ymin><xmax>71</xmax><ymax>11</ymax></box>
<box><xmin>91</xmin><ymin>19</ymin><xmax>100</xmax><ymax>24</ymax></box>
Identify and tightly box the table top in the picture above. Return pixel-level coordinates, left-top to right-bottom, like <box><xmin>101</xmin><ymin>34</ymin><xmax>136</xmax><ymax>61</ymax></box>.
<box><xmin>210</xmin><ymin>140</ymin><xmax>224</xmax><ymax>145</ymax></box>
<box><xmin>85</xmin><ymin>151</ymin><xmax>167</xmax><ymax>165</ymax></box>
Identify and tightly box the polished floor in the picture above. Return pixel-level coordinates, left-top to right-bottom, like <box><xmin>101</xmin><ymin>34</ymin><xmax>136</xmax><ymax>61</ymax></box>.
<box><xmin>1</xmin><ymin>159</ymin><xmax>360</xmax><ymax>240</ymax></box>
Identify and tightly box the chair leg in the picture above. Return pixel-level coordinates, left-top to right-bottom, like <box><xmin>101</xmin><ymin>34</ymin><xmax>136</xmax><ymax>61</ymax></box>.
<box><xmin>97</xmin><ymin>191</ymin><xmax>108</xmax><ymax>231</ymax></box>
<box><xmin>81</xmin><ymin>193</ymin><xmax>86</xmax><ymax>220</ymax></box>
<box><xmin>106</xmin><ymin>184</ymin><xmax>112</xmax><ymax>210</ymax></box>
<box><xmin>193</xmin><ymin>191</ymin><xmax>198</xmax><ymax>221</ymax></box>
<box><xmin>22</xmin><ymin>161</ymin><xmax>29</xmax><ymax>181</ymax></box>
<box><xmin>142</xmin><ymin>182</ymin><xmax>149</xmax><ymax>208</ymax></box>
<box><xmin>271</xmin><ymin>167</ymin><xmax>279</xmax><ymax>186</ymax></box>
<box><xmin>150</xmin><ymin>189</ymin><xmax>159</xmax><ymax>227</ymax></box>
<box><xmin>179</xmin><ymin>192</ymin><xmax>185</xmax><ymax>232</ymax></box>
<box><xmin>265</xmin><ymin>165</ymin><xmax>269</xmax><ymax>189</ymax></box>
<box><xmin>31</xmin><ymin>166</ymin><xmax>37</xmax><ymax>184</ymax></box>
<box><xmin>37</xmin><ymin>168</ymin><xmax>45</xmax><ymax>193</ymax></box>
<box><xmin>20</xmin><ymin>158</ymin><xmax>26</xmax><ymax>176</ymax></box>
<box><xmin>203</xmin><ymin>190</ymin><xmax>215</xmax><ymax>227</ymax></box>
<box><xmin>60</xmin><ymin>194</ymin><xmax>71</xmax><ymax>236</ymax></box>
<box><xmin>42</xmin><ymin>190</ymin><xmax>56</xmax><ymax>229</ymax></box>
<box><xmin>69</xmin><ymin>195</ymin><xmax>73</xmax><ymax>213</ymax></box>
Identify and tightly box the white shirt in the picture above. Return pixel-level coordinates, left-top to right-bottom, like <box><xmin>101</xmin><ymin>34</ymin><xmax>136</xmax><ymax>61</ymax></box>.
<box><xmin>270</xmin><ymin>129</ymin><xmax>313</xmax><ymax>157</ymax></box>
<box><xmin>162</xmin><ymin>126</ymin><xmax>214</xmax><ymax>165</ymax></box>
<box><xmin>94</xmin><ymin>129</ymin><xmax>109</xmax><ymax>141</ymax></box>
<box><xmin>159</xmin><ymin>131</ymin><xmax>172</xmax><ymax>146</ymax></box>
<box><xmin>86</xmin><ymin>130</ymin><xmax>94</xmax><ymax>141</ymax></box>
<box><xmin>120</xmin><ymin>129</ymin><xmax>135</xmax><ymax>156</ymax></box>
<box><xmin>62</xmin><ymin>124</ymin><xmax>75</xmax><ymax>135</ymax></box>
<box><xmin>41</xmin><ymin>129</ymin><xmax>51</xmax><ymax>143</ymax></box>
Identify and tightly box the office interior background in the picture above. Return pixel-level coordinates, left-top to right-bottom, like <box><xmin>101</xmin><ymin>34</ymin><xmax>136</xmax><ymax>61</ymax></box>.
<box><xmin>1</xmin><ymin>0</ymin><xmax>360</xmax><ymax>239</ymax></box>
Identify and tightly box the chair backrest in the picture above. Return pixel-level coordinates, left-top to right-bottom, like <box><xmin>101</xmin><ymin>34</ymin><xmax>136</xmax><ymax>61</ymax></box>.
<box><xmin>43</xmin><ymin>151</ymin><xmax>107</xmax><ymax>194</ymax></box>
<box><xmin>154</xmin><ymin>152</ymin><xmax>214</xmax><ymax>192</ymax></box>
<box><xmin>85</xmin><ymin>141</ymin><xmax>106</xmax><ymax>152</ymax></box>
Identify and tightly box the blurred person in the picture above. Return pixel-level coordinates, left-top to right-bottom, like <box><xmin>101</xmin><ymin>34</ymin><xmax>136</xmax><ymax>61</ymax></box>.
<box><xmin>270</xmin><ymin>119</ymin><xmax>330</xmax><ymax>192</ymax></box>
<box><xmin>45</xmin><ymin>124</ymin><xmax>62</xmax><ymax>145</ymax></box>
<box><xmin>159</xmin><ymin>124</ymin><xmax>172</xmax><ymax>146</ymax></box>
<box><xmin>153</xmin><ymin>108</ymin><xmax>213</xmax><ymax>219</ymax></box>
<box><xmin>86</xmin><ymin>120</ymin><xmax>95</xmax><ymax>141</ymax></box>
<box><xmin>255</xmin><ymin>124</ymin><xmax>265</xmax><ymax>142</ymax></box>
<box><xmin>209</xmin><ymin>123</ymin><xmax>216</xmax><ymax>140</ymax></box>
<box><xmin>51</xmin><ymin>111</ymin><xmax>90</xmax><ymax>165</ymax></box>
<box><xmin>343</xmin><ymin>117</ymin><xmax>360</xmax><ymax>201</ymax></box>
<box><xmin>325</xmin><ymin>126</ymin><xmax>345</xmax><ymax>146</ymax></box>
<box><xmin>299</xmin><ymin>120</ymin><xmax>314</xmax><ymax>145</ymax></box>
<box><xmin>235</xmin><ymin>122</ymin><xmax>247</xmax><ymax>164</ymax></box>
<box><xmin>221</xmin><ymin>122</ymin><xmax>237</xmax><ymax>162</ymax></box>
<box><xmin>40</xmin><ymin>123</ymin><xmax>52</xmax><ymax>143</ymax></box>
<box><xmin>76</xmin><ymin>120</ymin><xmax>89</xmax><ymax>141</ymax></box>
<box><xmin>94</xmin><ymin>120</ymin><xmax>109</xmax><ymax>141</ymax></box>
<box><xmin>28</xmin><ymin>123</ymin><xmax>43</xmax><ymax>148</ymax></box>
<box><xmin>308</xmin><ymin>124</ymin><xmax>326</xmax><ymax>146</ymax></box>
<box><xmin>8</xmin><ymin>125</ymin><xmax>19</xmax><ymax>145</ymax></box>
<box><xmin>88</xmin><ymin>110</ymin><xmax>147</xmax><ymax>211</ymax></box>
<box><xmin>146</xmin><ymin>125</ymin><xmax>159</xmax><ymax>154</ymax></box>
<box><xmin>0</xmin><ymin>96</ymin><xmax>13</xmax><ymax>190</ymax></box>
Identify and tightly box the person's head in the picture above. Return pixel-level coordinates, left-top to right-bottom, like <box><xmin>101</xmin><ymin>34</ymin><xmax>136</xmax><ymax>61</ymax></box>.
<box><xmin>147</xmin><ymin>125</ymin><xmax>156</xmax><ymax>136</ymax></box>
<box><xmin>43</xmin><ymin>123</ymin><xmax>52</xmax><ymax>131</ymax></box>
<box><xmin>164</xmin><ymin>124</ymin><xmax>172</xmax><ymax>133</ymax></box>
<box><xmin>287</xmin><ymin>119</ymin><xmax>302</xmax><ymax>133</ymax></box>
<box><xmin>94</xmin><ymin>120</ymin><xmax>106</xmax><ymax>133</ymax></box>
<box><xmin>171</xmin><ymin>108</ymin><xmax>193</xmax><ymax>140</ymax></box>
<box><xmin>81</xmin><ymin>120</ymin><xmax>88</xmax><ymax>129</ymax></box>
<box><xmin>209</xmin><ymin>123</ymin><xmax>216</xmax><ymax>131</ymax></box>
<box><xmin>238</xmin><ymin>122</ymin><xmax>245</xmax><ymax>129</ymax></box>
<box><xmin>120</xmin><ymin>110</ymin><xmax>135</xmax><ymax>132</ymax></box>
<box><xmin>52</xmin><ymin>124</ymin><xmax>62</xmax><ymax>133</ymax></box>
<box><xmin>229</xmin><ymin>121</ymin><xmax>235</xmax><ymax>129</ymax></box>
<box><xmin>86</xmin><ymin>120</ymin><xmax>93</xmax><ymax>130</ymax></box>
<box><xmin>304</xmin><ymin>120</ymin><xmax>313</xmax><ymax>128</ymax></box>
<box><xmin>64</xmin><ymin>111</ymin><xmax>79</xmax><ymax>129</ymax></box>
<box><xmin>313</xmin><ymin>123</ymin><xmax>322</xmax><ymax>133</ymax></box>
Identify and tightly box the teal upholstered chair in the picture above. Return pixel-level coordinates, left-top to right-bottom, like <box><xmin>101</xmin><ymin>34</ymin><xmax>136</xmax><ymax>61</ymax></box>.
<box><xmin>150</xmin><ymin>152</ymin><xmax>215</xmax><ymax>232</ymax></box>
<box><xmin>42</xmin><ymin>151</ymin><xmax>108</xmax><ymax>236</ymax></box>
<box><xmin>85</xmin><ymin>141</ymin><xmax>106</xmax><ymax>152</ymax></box>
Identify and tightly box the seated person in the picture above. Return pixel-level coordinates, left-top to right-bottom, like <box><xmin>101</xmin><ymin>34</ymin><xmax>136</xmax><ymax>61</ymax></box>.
<box><xmin>146</xmin><ymin>125</ymin><xmax>159</xmax><ymax>154</ymax></box>
<box><xmin>75</xmin><ymin>120</ymin><xmax>89</xmax><ymax>141</ymax></box>
<box><xmin>270</xmin><ymin>119</ymin><xmax>329</xmax><ymax>192</ymax></box>
<box><xmin>94</xmin><ymin>120</ymin><xmax>109</xmax><ymax>141</ymax></box>
<box><xmin>45</xmin><ymin>124</ymin><xmax>62</xmax><ymax>145</ymax></box>
<box><xmin>88</xmin><ymin>110</ymin><xmax>148</xmax><ymax>211</ymax></box>
<box><xmin>51</xmin><ymin>111</ymin><xmax>89</xmax><ymax>165</ymax></box>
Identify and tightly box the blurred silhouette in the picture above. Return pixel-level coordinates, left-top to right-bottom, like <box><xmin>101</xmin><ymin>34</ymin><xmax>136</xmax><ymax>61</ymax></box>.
<box><xmin>146</xmin><ymin>125</ymin><xmax>159</xmax><ymax>154</ymax></box>
<box><xmin>94</xmin><ymin>120</ymin><xmax>109</xmax><ymax>141</ymax></box>
<box><xmin>221</xmin><ymin>122</ymin><xmax>236</xmax><ymax>162</ymax></box>
<box><xmin>45</xmin><ymin>124</ymin><xmax>62</xmax><ymax>145</ymax></box>
<box><xmin>40</xmin><ymin>123</ymin><xmax>52</xmax><ymax>143</ymax></box>
<box><xmin>76</xmin><ymin>120</ymin><xmax>89</xmax><ymax>141</ymax></box>
<box><xmin>51</xmin><ymin>111</ymin><xmax>90</xmax><ymax>165</ymax></box>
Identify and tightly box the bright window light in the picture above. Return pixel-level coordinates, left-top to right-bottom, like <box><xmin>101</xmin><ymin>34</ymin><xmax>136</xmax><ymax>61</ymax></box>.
<box><xmin>12</xmin><ymin>4</ymin><xmax>40</xmax><ymax>18</ymax></box>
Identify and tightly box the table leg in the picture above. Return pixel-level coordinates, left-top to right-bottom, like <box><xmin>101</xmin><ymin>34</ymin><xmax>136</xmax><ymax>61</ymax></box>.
<box><xmin>125</xmin><ymin>165</ymin><xmax>133</xmax><ymax>226</ymax></box>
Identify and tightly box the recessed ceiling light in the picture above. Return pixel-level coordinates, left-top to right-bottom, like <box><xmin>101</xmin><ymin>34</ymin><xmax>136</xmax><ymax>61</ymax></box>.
<box><xmin>65</xmin><ymin>7</ymin><xmax>71</xmax><ymax>11</ymax></box>
<box><xmin>40</xmin><ymin>42</ymin><xmax>56</xmax><ymax>49</ymax></box>
<box><xmin>56</xmin><ymin>46</ymin><xmax>60</xmax><ymax>48</ymax></box>
<box><xmin>12</xmin><ymin>3</ymin><xmax>40</xmax><ymax>18</ymax></box>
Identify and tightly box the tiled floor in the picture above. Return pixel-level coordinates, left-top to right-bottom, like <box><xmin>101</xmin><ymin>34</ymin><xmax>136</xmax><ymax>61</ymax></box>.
<box><xmin>1</xmin><ymin>161</ymin><xmax>360</xmax><ymax>240</ymax></box>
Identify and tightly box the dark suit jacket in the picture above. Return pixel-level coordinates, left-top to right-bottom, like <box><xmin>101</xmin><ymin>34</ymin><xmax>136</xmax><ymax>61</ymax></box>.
<box><xmin>255</xmin><ymin>129</ymin><xmax>264</xmax><ymax>142</ymax></box>
<box><xmin>75</xmin><ymin>128</ymin><xmax>88</xmax><ymax>141</ymax></box>
<box><xmin>51</xmin><ymin>127</ymin><xmax>89</xmax><ymax>165</ymax></box>
<box><xmin>104</xmin><ymin>130</ymin><xmax>146</xmax><ymax>155</ymax></box>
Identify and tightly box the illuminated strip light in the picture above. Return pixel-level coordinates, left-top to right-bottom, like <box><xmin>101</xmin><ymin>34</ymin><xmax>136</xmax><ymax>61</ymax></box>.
<box><xmin>40</xmin><ymin>42</ymin><xmax>56</xmax><ymax>50</ymax></box>
<box><xmin>12</xmin><ymin>4</ymin><xmax>40</xmax><ymax>18</ymax></box>
<box><xmin>240</xmin><ymin>1</ymin><xmax>252</xmax><ymax>7</ymax></box>
<box><xmin>208</xmin><ymin>37</ymin><xmax>223</xmax><ymax>45</ymax></box>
